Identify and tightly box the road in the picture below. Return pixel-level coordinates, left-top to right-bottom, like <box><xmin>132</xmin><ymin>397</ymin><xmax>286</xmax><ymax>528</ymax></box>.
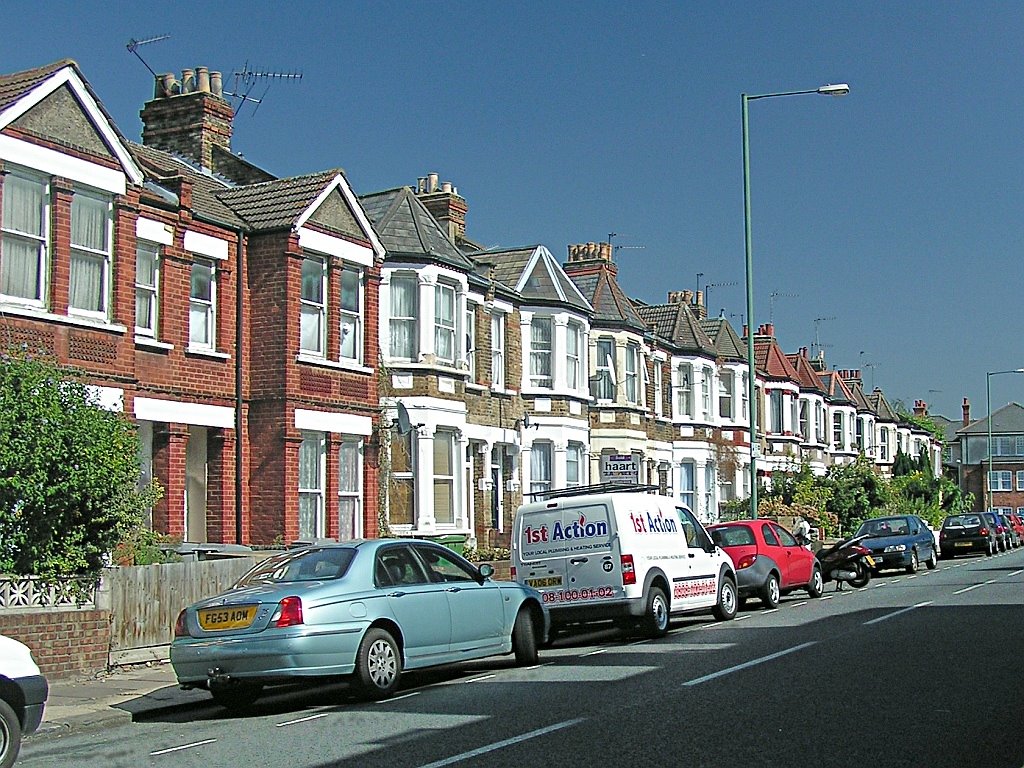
<box><xmin>19</xmin><ymin>548</ymin><xmax>1024</xmax><ymax>768</ymax></box>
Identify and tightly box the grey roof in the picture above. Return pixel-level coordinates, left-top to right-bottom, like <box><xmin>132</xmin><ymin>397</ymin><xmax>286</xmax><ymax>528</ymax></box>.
<box><xmin>818</xmin><ymin>371</ymin><xmax>854</xmax><ymax>405</ymax></box>
<box><xmin>359</xmin><ymin>187</ymin><xmax>474</xmax><ymax>271</ymax></box>
<box><xmin>471</xmin><ymin>246</ymin><xmax>592</xmax><ymax>313</ymax></box>
<box><xmin>0</xmin><ymin>59</ymin><xmax>72</xmax><ymax>112</ymax></box>
<box><xmin>869</xmin><ymin>388</ymin><xmax>899</xmax><ymax>422</ymax></box>
<box><xmin>218</xmin><ymin>170</ymin><xmax>343</xmax><ymax>231</ymax></box>
<box><xmin>129</xmin><ymin>141</ymin><xmax>244</xmax><ymax>228</ymax></box>
<box><xmin>957</xmin><ymin>402</ymin><xmax>1024</xmax><ymax>435</ymax></box>
<box><xmin>929</xmin><ymin>414</ymin><xmax>961</xmax><ymax>444</ymax></box>
<box><xmin>700</xmin><ymin>317</ymin><xmax>747</xmax><ymax>362</ymax></box>
<box><xmin>635</xmin><ymin>302</ymin><xmax>717</xmax><ymax>356</ymax></box>
<box><xmin>842</xmin><ymin>375</ymin><xmax>874</xmax><ymax>412</ymax></box>
<box><xmin>566</xmin><ymin>268</ymin><xmax>646</xmax><ymax>331</ymax></box>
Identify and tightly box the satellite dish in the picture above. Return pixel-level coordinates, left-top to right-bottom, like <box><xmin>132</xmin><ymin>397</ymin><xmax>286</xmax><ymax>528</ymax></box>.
<box><xmin>521</xmin><ymin>413</ymin><xmax>531</xmax><ymax>429</ymax></box>
<box><xmin>395</xmin><ymin>402</ymin><xmax>413</xmax><ymax>435</ymax></box>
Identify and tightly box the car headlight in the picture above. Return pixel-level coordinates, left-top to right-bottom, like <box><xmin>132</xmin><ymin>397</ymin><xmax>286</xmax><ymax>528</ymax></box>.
<box><xmin>884</xmin><ymin>544</ymin><xmax>907</xmax><ymax>553</ymax></box>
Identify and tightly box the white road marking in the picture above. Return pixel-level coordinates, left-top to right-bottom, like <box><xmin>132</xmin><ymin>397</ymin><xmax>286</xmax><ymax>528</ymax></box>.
<box><xmin>954</xmin><ymin>580</ymin><xmax>996</xmax><ymax>595</ymax></box>
<box><xmin>790</xmin><ymin>601</ymin><xmax>808</xmax><ymax>607</ymax></box>
<box><xmin>415</xmin><ymin>718</ymin><xmax>586</xmax><ymax>768</ymax></box>
<box><xmin>378</xmin><ymin>691</ymin><xmax>421</xmax><ymax>703</ymax></box>
<box><xmin>683</xmin><ymin>642</ymin><xmax>817</xmax><ymax>686</ymax></box>
<box><xmin>863</xmin><ymin>601</ymin><xmax>932</xmax><ymax>625</ymax></box>
<box><xmin>466</xmin><ymin>674</ymin><xmax>496</xmax><ymax>683</ymax></box>
<box><xmin>277</xmin><ymin>713</ymin><xmax>329</xmax><ymax>726</ymax></box>
<box><xmin>1009</xmin><ymin>569</ymin><xmax>1024</xmax><ymax>577</ymax></box>
<box><xmin>151</xmin><ymin>739</ymin><xmax>217</xmax><ymax>756</ymax></box>
<box><xmin>584</xmin><ymin>648</ymin><xmax>608</xmax><ymax>657</ymax></box>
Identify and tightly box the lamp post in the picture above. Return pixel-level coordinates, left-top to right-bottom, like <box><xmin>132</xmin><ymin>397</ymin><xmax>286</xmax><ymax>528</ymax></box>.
<box><xmin>985</xmin><ymin>368</ymin><xmax>1024</xmax><ymax>511</ymax></box>
<box><xmin>742</xmin><ymin>83</ymin><xmax>849</xmax><ymax>519</ymax></box>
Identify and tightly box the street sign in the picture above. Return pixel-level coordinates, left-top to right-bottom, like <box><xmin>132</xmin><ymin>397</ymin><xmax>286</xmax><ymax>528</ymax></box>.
<box><xmin>600</xmin><ymin>453</ymin><xmax>640</xmax><ymax>485</ymax></box>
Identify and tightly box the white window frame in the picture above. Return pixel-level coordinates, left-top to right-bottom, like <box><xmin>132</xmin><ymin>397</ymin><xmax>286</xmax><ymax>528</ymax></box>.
<box><xmin>719</xmin><ymin>369</ymin><xmax>734</xmax><ymax>420</ymax></box>
<box><xmin>566</xmin><ymin>443</ymin><xmax>583</xmax><ymax>488</ymax></box>
<box><xmin>653</xmin><ymin>360</ymin><xmax>664</xmax><ymax>417</ymax></box>
<box><xmin>625</xmin><ymin>343</ymin><xmax>641</xmax><ymax>405</ymax></box>
<box><xmin>676</xmin><ymin>363</ymin><xmax>693</xmax><ymax>418</ymax></box>
<box><xmin>529</xmin><ymin>317</ymin><xmax>553</xmax><ymax>389</ymax></box>
<box><xmin>798</xmin><ymin>399</ymin><xmax>809</xmax><ymax>441</ymax></box>
<box><xmin>1</xmin><ymin>169</ymin><xmax>49</xmax><ymax>306</ymax></box>
<box><xmin>530</xmin><ymin>442</ymin><xmax>553</xmax><ymax>496</ymax></box>
<box><xmin>339</xmin><ymin>264</ymin><xmax>362</xmax><ymax>362</ymax></box>
<box><xmin>465</xmin><ymin>305</ymin><xmax>476</xmax><ymax>380</ymax></box>
<box><xmin>880</xmin><ymin>428</ymin><xmax>890</xmax><ymax>460</ymax></box>
<box><xmin>1017</xmin><ymin>470</ymin><xmax>1024</xmax><ymax>491</ymax></box>
<box><xmin>741</xmin><ymin>372</ymin><xmax>749</xmax><ymax>421</ymax></box>
<box><xmin>491</xmin><ymin>312</ymin><xmax>505</xmax><ymax>390</ymax></box>
<box><xmin>433</xmin><ymin>430</ymin><xmax>456</xmax><ymax>525</ymax></box>
<box><xmin>679</xmin><ymin>460</ymin><xmax>695</xmax><ymax>511</ymax></box>
<box><xmin>299</xmin><ymin>431</ymin><xmax>326</xmax><ymax>540</ymax></box>
<box><xmin>300</xmin><ymin>254</ymin><xmax>327</xmax><ymax>356</ymax></box>
<box><xmin>990</xmin><ymin>470</ymin><xmax>1012</xmax><ymax>492</ymax></box>
<box><xmin>135</xmin><ymin>240</ymin><xmax>160</xmax><ymax>337</ymax></box>
<box><xmin>388</xmin><ymin>274</ymin><xmax>418</xmax><ymax>361</ymax></box>
<box><xmin>389</xmin><ymin>430</ymin><xmax>416</xmax><ymax>528</ymax></box>
<box><xmin>770</xmin><ymin>390</ymin><xmax>784</xmax><ymax>434</ymax></box>
<box><xmin>592</xmin><ymin>337</ymin><xmax>616</xmax><ymax>401</ymax></box>
<box><xmin>189</xmin><ymin>258</ymin><xmax>216</xmax><ymax>351</ymax></box>
<box><xmin>338</xmin><ymin>438</ymin><xmax>363</xmax><ymax>540</ymax></box>
<box><xmin>701</xmin><ymin>366</ymin><xmax>713</xmax><ymax>420</ymax></box>
<box><xmin>566</xmin><ymin>321</ymin><xmax>582</xmax><ymax>391</ymax></box>
<box><xmin>833</xmin><ymin>411</ymin><xmax>844</xmax><ymax>448</ymax></box>
<box><xmin>434</xmin><ymin>282</ymin><xmax>457</xmax><ymax>365</ymax></box>
<box><xmin>69</xmin><ymin>188</ymin><xmax>113</xmax><ymax>320</ymax></box>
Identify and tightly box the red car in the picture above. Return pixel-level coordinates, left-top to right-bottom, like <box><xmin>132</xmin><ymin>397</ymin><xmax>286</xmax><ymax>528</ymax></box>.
<box><xmin>1005</xmin><ymin>512</ymin><xmax>1024</xmax><ymax>548</ymax></box>
<box><xmin>708</xmin><ymin>520</ymin><xmax>824</xmax><ymax>608</ymax></box>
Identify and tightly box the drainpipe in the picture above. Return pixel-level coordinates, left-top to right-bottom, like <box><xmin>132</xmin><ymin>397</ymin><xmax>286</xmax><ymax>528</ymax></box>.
<box><xmin>234</xmin><ymin>229</ymin><xmax>245</xmax><ymax>544</ymax></box>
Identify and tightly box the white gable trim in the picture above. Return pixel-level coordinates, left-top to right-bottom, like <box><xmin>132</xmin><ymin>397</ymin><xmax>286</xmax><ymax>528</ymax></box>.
<box><xmin>295</xmin><ymin>173</ymin><xmax>385</xmax><ymax>260</ymax></box>
<box><xmin>0</xmin><ymin>65</ymin><xmax>144</xmax><ymax>186</ymax></box>
<box><xmin>0</xmin><ymin>134</ymin><xmax>126</xmax><ymax>195</ymax></box>
<box><xmin>298</xmin><ymin>227</ymin><xmax>374</xmax><ymax>267</ymax></box>
<box><xmin>514</xmin><ymin>245</ymin><xmax>593</xmax><ymax>311</ymax></box>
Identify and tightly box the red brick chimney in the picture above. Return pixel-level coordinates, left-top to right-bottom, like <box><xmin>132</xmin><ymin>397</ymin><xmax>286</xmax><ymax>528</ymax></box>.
<box><xmin>140</xmin><ymin>67</ymin><xmax>233</xmax><ymax>171</ymax></box>
<box><xmin>416</xmin><ymin>172</ymin><xmax>468</xmax><ymax>243</ymax></box>
<box><xmin>564</xmin><ymin>242</ymin><xmax>616</xmax><ymax>277</ymax></box>
<box><xmin>962</xmin><ymin>397</ymin><xmax>970</xmax><ymax>426</ymax></box>
<box><xmin>914</xmin><ymin>399</ymin><xmax>927</xmax><ymax>417</ymax></box>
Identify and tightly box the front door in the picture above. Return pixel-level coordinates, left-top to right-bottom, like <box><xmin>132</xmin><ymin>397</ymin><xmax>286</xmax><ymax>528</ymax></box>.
<box><xmin>185</xmin><ymin>426</ymin><xmax>208</xmax><ymax>543</ymax></box>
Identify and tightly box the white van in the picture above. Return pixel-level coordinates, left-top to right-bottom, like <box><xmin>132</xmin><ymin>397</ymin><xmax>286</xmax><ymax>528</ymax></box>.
<box><xmin>511</xmin><ymin>489</ymin><xmax>737</xmax><ymax>637</ymax></box>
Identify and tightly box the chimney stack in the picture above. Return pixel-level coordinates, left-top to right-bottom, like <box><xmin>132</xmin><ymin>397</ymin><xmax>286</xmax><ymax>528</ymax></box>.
<box><xmin>962</xmin><ymin>397</ymin><xmax>971</xmax><ymax>426</ymax></box>
<box><xmin>914</xmin><ymin>400</ymin><xmax>927</xmax><ymax>417</ymax></box>
<box><xmin>416</xmin><ymin>171</ymin><xmax>468</xmax><ymax>243</ymax></box>
<box><xmin>140</xmin><ymin>67</ymin><xmax>234</xmax><ymax>171</ymax></box>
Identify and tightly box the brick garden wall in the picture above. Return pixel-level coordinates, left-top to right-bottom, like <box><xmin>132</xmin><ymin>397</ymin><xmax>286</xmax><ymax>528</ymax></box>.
<box><xmin>0</xmin><ymin>610</ymin><xmax>111</xmax><ymax>679</ymax></box>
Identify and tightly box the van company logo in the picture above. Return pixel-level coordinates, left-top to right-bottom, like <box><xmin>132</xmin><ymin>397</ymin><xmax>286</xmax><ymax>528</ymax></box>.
<box><xmin>523</xmin><ymin>515</ymin><xmax>609</xmax><ymax>544</ymax></box>
<box><xmin>629</xmin><ymin>511</ymin><xmax>679</xmax><ymax>534</ymax></box>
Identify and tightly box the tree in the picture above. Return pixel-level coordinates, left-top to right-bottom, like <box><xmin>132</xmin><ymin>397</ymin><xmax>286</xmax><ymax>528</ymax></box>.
<box><xmin>823</xmin><ymin>455</ymin><xmax>891</xmax><ymax>534</ymax></box>
<box><xmin>0</xmin><ymin>351</ymin><xmax>161</xmax><ymax>577</ymax></box>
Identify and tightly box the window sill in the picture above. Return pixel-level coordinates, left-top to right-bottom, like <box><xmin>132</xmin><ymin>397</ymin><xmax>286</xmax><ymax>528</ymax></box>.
<box><xmin>383</xmin><ymin>361</ymin><xmax>470</xmax><ymax>378</ymax></box>
<box><xmin>0</xmin><ymin>302</ymin><xmax>127</xmax><ymax>334</ymax></box>
<box><xmin>135</xmin><ymin>336</ymin><xmax>174</xmax><ymax>352</ymax></box>
<box><xmin>465</xmin><ymin>383</ymin><xmax>488</xmax><ymax>393</ymax></box>
<box><xmin>296</xmin><ymin>354</ymin><xmax>373</xmax><ymax>375</ymax></box>
<box><xmin>522</xmin><ymin>387</ymin><xmax>589</xmax><ymax>400</ymax></box>
<box><xmin>186</xmin><ymin>346</ymin><xmax>230</xmax><ymax>360</ymax></box>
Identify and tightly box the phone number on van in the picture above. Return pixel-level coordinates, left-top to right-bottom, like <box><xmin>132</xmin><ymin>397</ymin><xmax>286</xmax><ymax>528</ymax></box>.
<box><xmin>541</xmin><ymin>586</ymin><xmax>615</xmax><ymax>603</ymax></box>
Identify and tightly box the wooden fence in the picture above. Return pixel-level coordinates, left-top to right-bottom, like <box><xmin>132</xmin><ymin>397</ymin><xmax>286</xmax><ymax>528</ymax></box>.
<box><xmin>103</xmin><ymin>558</ymin><xmax>255</xmax><ymax>665</ymax></box>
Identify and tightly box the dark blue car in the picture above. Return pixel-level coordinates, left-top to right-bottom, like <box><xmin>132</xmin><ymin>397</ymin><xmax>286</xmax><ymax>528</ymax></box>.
<box><xmin>854</xmin><ymin>514</ymin><xmax>939</xmax><ymax>573</ymax></box>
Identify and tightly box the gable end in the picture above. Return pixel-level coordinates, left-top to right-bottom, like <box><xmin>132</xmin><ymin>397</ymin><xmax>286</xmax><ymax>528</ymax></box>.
<box><xmin>9</xmin><ymin>83</ymin><xmax>114</xmax><ymax>162</ymax></box>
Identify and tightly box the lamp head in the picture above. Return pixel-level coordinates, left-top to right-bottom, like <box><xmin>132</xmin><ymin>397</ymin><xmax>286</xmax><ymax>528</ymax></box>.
<box><xmin>817</xmin><ymin>83</ymin><xmax>850</xmax><ymax>96</ymax></box>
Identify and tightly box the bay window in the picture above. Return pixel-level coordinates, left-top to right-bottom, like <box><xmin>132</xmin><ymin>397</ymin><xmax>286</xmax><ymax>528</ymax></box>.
<box><xmin>719</xmin><ymin>370</ymin><xmax>733</xmax><ymax>419</ymax></box>
<box><xmin>189</xmin><ymin>259</ymin><xmax>216</xmax><ymax>349</ymax></box>
<box><xmin>592</xmin><ymin>338</ymin><xmax>616</xmax><ymax>400</ymax></box>
<box><xmin>389</xmin><ymin>431</ymin><xmax>415</xmax><ymax>526</ymax></box>
<box><xmin>465</xmin><ymin>305</ymin><xmax>476</xmax><ymax>379</ymax></box>
<box><xmin>340</xmin><ymin>266</ymin><xmax>361</xmax><ymax>361</ymax></box>
<box><xmin>389</xmin><ymin>275</ymin><xmax>417</xmax><ymax>360</ymax></box>
<box><xmin>300</xmin><ymin>255</ymin><xmax>327</xmax><ymax>355</ymax></box>
<box><xmin>676</xmin><ymin>363</ymin><xmax>693</xmax><ymax>418</ymax></box>
<box><xmin>625</xmin><ymin>343</ymin><xmax>640</xmax><ymax>404</ymax></box>
<box><xmin>701</xmin><ymin>366</ymin><xmax>713</xmax><ymax>420</ymax></box>
<box><xmin>434</xmin><ymin>283</ymin><xmax>457</xmax><ymax>365</ymax></box>
<box><xmin>770</xmin><ymin>390</ymin><xmax>784</xmax><ymax>433</ymax></box>
<box><xmin>567</xmin><ymin>443</ymin><xmax>583</xmax><ymax>488</ymax></box>
<box><xmin>567</xmin><ymin>321</ymin><xmax>582</xmax><ymax>390</ymax></box>
<box><xmin>530</xmin><ymin>442</ymin><xmax>552</xmax><ymax>496</ymax></box>
<box><xmin>491</xmin><ymin>312</ymin><xmax>505</xmax><ymax>389</ymax></box>
<box><xmin>653</xmin><ymin>361</ymin><xmax>663</xmax><ymax>416</ymax></box>
<box><xmin>1</xmin><ymin>170</ymin><xmax>48</xmax><ymax>303</ymax></box>
<box><xmin>529</xmin><ymin>317</ymin><xmax>553</xmax><ymax>388</ymax></box>
<box><xmin>135</xmin><ymin>241</ymin><xmax>160</xmax><ymax>336</ymax></box>
<box><xmin>433</xmin><ymin>431</ymin><xmax>455</xmax><ymax>524</ymax></box>
<box><xmin>69</xmin><ymin>190</ymin><xmax>112</xmax><ymax>317</ymax></box>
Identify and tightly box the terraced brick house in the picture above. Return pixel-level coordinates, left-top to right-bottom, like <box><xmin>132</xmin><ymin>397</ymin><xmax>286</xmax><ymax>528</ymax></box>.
<box><xmin>472</xmin><ymin>244</ymin><xmax>593</xmax><ymax>503</ymax></box>
<box><xmin>868</xmin><ymin>387</ymin><xmax>900</xmax><ymax>474</ymax></box>
<box><xmin>787</xmin><ymin>348</ymin><xmax>830</xmax><ymax>474</ymax></box>
<box><xmin>0</xmin><ymin>60</ymin><xmax>384</xmax><ymax>546</ymax></box>
<box><xmin>751</xmin><ymin>324</ymin><xmax>802</xmax><ymax>480</ymax></box>
<box><xmin>817</xmin><ymin>368</ymin><xmax>858</xmax><ymax>466</ymax></box>
<box><xmin>840</xmin><ymin>369</ymin><xmax>877</xmax><ymax>461</ymax></box>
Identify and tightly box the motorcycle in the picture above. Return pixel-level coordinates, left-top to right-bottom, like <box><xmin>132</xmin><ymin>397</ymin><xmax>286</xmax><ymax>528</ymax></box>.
<box><xmin>800</xmin><ymin>533</ymin><xmax>874</xmax><ymax>590</ymax></box>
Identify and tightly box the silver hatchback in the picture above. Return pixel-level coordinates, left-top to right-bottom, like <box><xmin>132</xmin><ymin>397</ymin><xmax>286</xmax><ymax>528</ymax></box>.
<box><xmin>171</xmin><ymin>539</ymin><xmax>548</xmax><ymax>708</ymax></box>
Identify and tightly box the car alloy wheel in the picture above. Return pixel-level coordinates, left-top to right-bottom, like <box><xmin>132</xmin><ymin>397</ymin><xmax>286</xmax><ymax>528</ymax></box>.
<box><xmin>355</xmin><ymin>628</ymin><xmax>402</xmax><ymax>699</ymax></box>
<box><xmin>807</xmin><ymin>566</ymin><xmax>824</xmax><ymax>598</ymax></box>
<box><xmin>761</xmin><ymin>572</ymin><xmax>781</xmax><ymax>609</ymax></box>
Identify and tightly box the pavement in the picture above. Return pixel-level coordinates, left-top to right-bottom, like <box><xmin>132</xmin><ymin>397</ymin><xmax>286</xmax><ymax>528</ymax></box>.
<box><xmin>29</xmin><ymin>661</ymin><xmax>209</xmax><ymax>738</ymax></box>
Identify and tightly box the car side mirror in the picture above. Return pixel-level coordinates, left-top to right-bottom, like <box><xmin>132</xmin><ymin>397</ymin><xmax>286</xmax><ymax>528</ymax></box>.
<box><xmin>478</xmin><ymin>563</ymin><xmax>495</xmax><ymax>580</ymax></box>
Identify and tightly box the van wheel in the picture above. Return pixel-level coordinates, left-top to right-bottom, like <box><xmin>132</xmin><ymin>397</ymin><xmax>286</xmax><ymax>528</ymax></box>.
<box><xmin>642</xmin><ymin>586</ymin><xmax>670</xmax><ymax>638</ymax></box>
<box><xmin>712</xmin><ymin>576</ymin><xmax>738</xmax><ymax>621</ymax></box>
<box><xmin>512</xmin><ymin>608</ymin><xmax>539</xmax><ymax>665</ymax></box>
<box><xmin>0</xmin><ymin>698</ymin><xmax>22</xmax><ymax>768</ymax></box>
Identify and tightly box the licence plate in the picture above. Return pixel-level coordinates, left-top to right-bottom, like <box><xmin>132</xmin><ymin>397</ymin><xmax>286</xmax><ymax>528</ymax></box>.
<box><xmin>525</xmin><ymin>577</ymin><xmax>563</xmax><ymax>588</ymax></box>
<box><xmin>955</xmin><ymin>542</ymin><xmax>971</xmax><ymax>547</ymax></box>
<box><xmin>198</xmin><ymin>605</ymin><xmax>258</xmax><ymax>631</ymax></box>
<box><xmin>864</xmin><ymin>555</ymin><xmax>876</xmax><ymax>567</ymax></box>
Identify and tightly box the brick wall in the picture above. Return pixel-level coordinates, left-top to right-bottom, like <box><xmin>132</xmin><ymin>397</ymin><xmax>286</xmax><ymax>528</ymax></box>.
<box><xmin>0</xmin><ymin>610</ymin><xmax>111</xmax><ymax>679</ymax></box>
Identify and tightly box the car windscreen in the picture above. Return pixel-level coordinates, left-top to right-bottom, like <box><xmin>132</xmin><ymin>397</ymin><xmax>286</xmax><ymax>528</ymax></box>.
<box><xmin>943</xmin><ymin>515</ymin><xmax>981</xmax><ymax>528</ymax></box>
<box><xmin>856</xmin><ymin>518</ymin><xmax>909</xmax><ymax>537</ymax></box>
<box><xmin>234</xmin><ymin>547</ymin><xmax>356</xmax><ymax>586</ymax></box>
<box><xmin>711</xmin><ymin>526</ymin><xmax>756</xmax><ymax>547</ymax></box>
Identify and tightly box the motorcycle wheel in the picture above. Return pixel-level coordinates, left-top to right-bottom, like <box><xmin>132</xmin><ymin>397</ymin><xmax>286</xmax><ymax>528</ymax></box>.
<box><xmin>849</xmin><ymin>561</ymin><xmax>871</xmax><ymax>589</ymax></box>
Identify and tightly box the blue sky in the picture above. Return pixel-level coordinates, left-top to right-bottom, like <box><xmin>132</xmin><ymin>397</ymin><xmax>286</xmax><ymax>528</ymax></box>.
<box><xmin>5</xmin><ymin>1</ymin><xmax>1023</xmax><ymax>422</ymax></box>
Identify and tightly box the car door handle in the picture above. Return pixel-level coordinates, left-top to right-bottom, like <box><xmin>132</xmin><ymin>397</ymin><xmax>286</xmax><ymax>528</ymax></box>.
<box><xmin>570</xmin><ymin>557</ymin><xmax>589</xmax><ymax>565</ymax></box>
<box><xmin>387</xmin><ymin>591</ymin><xmax>406</xmax><ymax>598</ymax></box>
<box><xmin>446</xmin><ymin>587</ymin><xmax>462</xmax><ymax>593</ymax></box>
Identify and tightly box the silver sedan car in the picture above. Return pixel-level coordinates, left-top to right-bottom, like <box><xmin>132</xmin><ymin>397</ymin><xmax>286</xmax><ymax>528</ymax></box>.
<box><xmin>171</xmin><ymin>539</ymin><xmax>548</xmax><ymax>709</ymax></box>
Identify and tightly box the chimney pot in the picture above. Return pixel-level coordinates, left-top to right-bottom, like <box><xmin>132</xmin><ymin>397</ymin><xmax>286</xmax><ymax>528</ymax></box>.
<box><xmin>196</xmin><ymin>67</ymin><xmax>210</xmax><ymax>93</ymax></box>
<box><xmin>181</xmin><ymin>68</ymin><xmax>195</xmax><ymax>94</ymax></box>
<box><xmin>441</xmin><ymin>181</ymin><xmax>453</xmax><ymax>194</ymax></box>
<box><xmin>210</xmin><ymin>71</ymin><xmax>223</xmax><ymax>97</ymax></box>
<box><xmin>428</xmin><ymin>172</ymin><xmax>439</xmax><ymax>193</ymax></box>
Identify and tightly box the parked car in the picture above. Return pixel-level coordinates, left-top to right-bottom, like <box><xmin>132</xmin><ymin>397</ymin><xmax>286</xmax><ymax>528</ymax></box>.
<box><xmin>995</xmin><ymin>512</ymin><xmax>1020</xmax><ymax>549</ymax></box>
<box><xmin>707</xmin><ymin>520</ymin><xmax>823</xmax><ymax>608</ymax></box>
<box><xmin>939</xmin><ymin>513</ymin><xmax>995</xmax><ymax>558</ymax></box>
<box><xmin>982</xmin><ymin>512</ymin><xmax>1011</xmax><ymax>552</ymax></box>
<box><xmin>170</xmin><ymin>540</ymin><xmax>548</xmax><ymax>708</ymax></box>
<box><xmin>854</xmin><ymin>514</ymin><xmax>938</xmax><ymax>573</ymax></box>
<box><xmin>1005</xmin><ymin>512</ymin><xmax>1024</xmax><ymax>548</ymax></box>
<box><xmin>0</xmin><ymin>634</ymin><xmax>48</xmax><ymax>768</ymax></box>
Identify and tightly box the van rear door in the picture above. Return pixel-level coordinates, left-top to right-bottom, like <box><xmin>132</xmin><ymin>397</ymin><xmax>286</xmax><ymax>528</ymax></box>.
<box><xmin>517</xmin><ymin>502</ymin><xmax>618</xmax><ymax>606</ymax></box>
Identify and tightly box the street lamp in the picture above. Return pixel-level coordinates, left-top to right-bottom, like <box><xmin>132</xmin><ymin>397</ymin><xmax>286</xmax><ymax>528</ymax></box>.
<box><xmin>742</xmin><ymin>83</ymin><xmax>849</xmax><ymax>519</ymax></box>
<box><xmin>985</xmin><ymin>368</ymin><xmax>1024</xmax><ymax>510</ymax></box>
